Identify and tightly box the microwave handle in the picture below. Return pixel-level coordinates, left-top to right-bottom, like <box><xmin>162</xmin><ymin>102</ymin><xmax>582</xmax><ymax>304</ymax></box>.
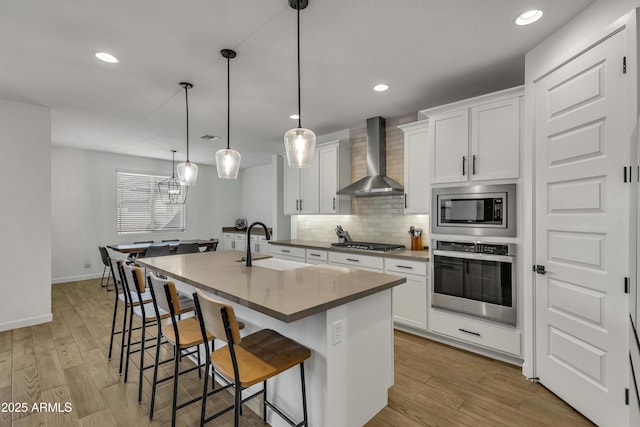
<box><xmin>462</xmin><ymin>156</ymin><xmax>466</xmax><ymax>176</ymax></box>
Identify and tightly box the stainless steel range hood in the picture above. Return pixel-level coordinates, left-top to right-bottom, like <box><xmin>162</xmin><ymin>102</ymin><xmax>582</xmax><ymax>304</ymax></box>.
<box><xmin>337</xmin><ymin>116</ymin><xmax>404</xmax><ymax>196</ymax></box>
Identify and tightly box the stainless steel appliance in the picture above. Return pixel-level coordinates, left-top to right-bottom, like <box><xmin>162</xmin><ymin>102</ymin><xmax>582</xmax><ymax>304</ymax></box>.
<box><xmin>432</xmin><ymin>240</ymin><xmax>516</xmax><ymax>325</ymax></box>
<box><xmin>432</xmin><ymin>184</ymin><xmax>516</xmax><ymax>237</ymax></box>
<box><xmin>331</xmin><ymin>242</ymin><xmax>405</xmax><ymax>251</ymax></box>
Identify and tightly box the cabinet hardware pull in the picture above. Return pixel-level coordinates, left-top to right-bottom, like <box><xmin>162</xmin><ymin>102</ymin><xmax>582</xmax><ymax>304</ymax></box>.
<box><xmin>281</xmin><ymin>249</ymin><xmax>291</xmax><ymax>253</ymax></box>
<box><xmin>396</xmin><ymin>265</ymin><xmax>413</xmax><ymax>269</ymax></box>
<box><xmin>346</xmin><ymin>258</ymin><xmax>360</xmax><ymax>262</ymax></box>
<box><xmin>296</xmin><ymin>199</ymin><xmax>299</xmax><ymax>211</ymax></box>
<box><xmin>333</xmin><ymin>197</ymin><xmax>336</xmax><ymax>210</ymax></box>
<box><xmin>300</xmin><ymin>199</ymin><xmax>303</xmax><ymax>211</ymax></box>
<box><xmin>404</xmin><ymin>193</ymin><xmax>407</xmax><ymax>209</ymax></box>
<box><xmin>472</xmin><ymin>155</ymin><xmax>477</xmax><ymax>175</ymax></box>
<box><xmin>462</xmin><ymin>156</ymin><xmax>467</xmax><ymax>176</ymax></box>
<box><xmin>458</xmin><ymin>328</ymin><xmax>481</xmax><ymax>337</ymax></box>
<box><xmin>231</xmin><ymin>241</ymin><xmax>235</xmax><ymax>249</ymax></box>
<box><xmin>309</xmin><ymin>253</ymin><xmax>321</xmax><ymax>257</ymax></box>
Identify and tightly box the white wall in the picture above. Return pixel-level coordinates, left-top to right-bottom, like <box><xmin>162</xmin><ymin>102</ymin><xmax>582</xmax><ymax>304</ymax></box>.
<box><xmin>0</xmin><ymin>98</ymin><xmax>52</xmax><ymax>331</ymax></box>
<box><xmin>240</xmin><ymin>163</ymin><xmax>273</xmax><ymax>226</ymax></box>
<box><xmin>51</xmin><ymin>146</ymin><xmax>241</xmax><ymax>283</ymax></box>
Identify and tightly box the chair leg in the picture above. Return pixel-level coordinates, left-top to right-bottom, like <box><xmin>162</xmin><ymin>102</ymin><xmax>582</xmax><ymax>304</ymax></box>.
<box><xmin>118</xmin><ymin>303</ymin><xmax>130</xmax><ymax>375</ymax></box>
<box><xmin>124</xmin><ymin>308</ymin><xmax>135</xmax><ymax>382</ymax></box>
<box><xmin>200</xmin><ymin>357</ymin><xmax>210</xmax><ymax>427</ymax></box>
<box><xmin>300</xmin><ymin>362</ymin><xmax>308</xmax><ymax>426</ymax></box>
<box><xmin>108</xmin><ymin>295</ymin><xmax>119</xmax><ymax>360</ymax></box>
<box><xmin>262</xmin><ymin>380</ymin><xmax>267</xmax><ymax>422</ymax></box>
<box><xmin>138</xmin><ymin>320</ymin><xmax>147</xmax><ymax>403</ymax></box>
<box><xmin>171</xmin><ymin>345</ymin><xmax>180</xmax><ymax>427</ymax></box>
<box><xmin>197</xmin><ymin>345</ymin><xmax>202</xmax><ymax>379</ymax></box>
<box><xmin>234</xmin><ymin>379</ymin><xmax>241</xmax><ymax>427</ymax></box>
<box><xmin>149</xmin><ymin>330</ymin><xmax>162</xmax><ymax>419</ymax></box>
<box><xmin>100</xmin><ymin>265</ymin><xmax>108</xmax><ymax>287</ymax></box>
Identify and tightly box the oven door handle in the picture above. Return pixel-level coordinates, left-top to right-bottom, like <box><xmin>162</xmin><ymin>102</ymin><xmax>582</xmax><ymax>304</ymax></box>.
<box><xmin>432</xmin><ymin>250</ymin><xmax>514</xmax><ymax>263</ymax></box>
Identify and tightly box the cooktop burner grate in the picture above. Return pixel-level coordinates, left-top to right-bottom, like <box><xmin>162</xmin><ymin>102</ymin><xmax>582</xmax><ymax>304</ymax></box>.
<box><xmin>331</xmin><ymin>241</ymin><xmax>405</xmax><ymax>251</ymax></box>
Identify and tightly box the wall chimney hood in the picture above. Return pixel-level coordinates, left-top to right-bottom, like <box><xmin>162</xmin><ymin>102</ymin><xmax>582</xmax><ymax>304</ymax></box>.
<box><xmin>337</xmin><ymin>116</ymin><xmax>404</xmax><ymax>196</ymax></box>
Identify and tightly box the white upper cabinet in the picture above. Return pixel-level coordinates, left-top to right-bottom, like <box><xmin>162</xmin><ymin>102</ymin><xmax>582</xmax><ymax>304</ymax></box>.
<box><xmin>283</xmin><ymin>140</ymin><xmax>350</xmax><ymax>215</ymax></box>
<box><xmin>422</xmin><ymin>87</ymin><xmax>523</xmax><ymax>184</ymax></box>
<box><xmin>399</xmin><ymin>120</ymin><xmax>430</xmax><ymax>213</ymax></box>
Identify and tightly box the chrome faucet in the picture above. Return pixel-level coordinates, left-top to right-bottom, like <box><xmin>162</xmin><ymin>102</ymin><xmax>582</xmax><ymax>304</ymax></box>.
<box><xmin>245</xmin><ymin>221</ymin><xmax>271</xmax><ymax>267</ymax></box>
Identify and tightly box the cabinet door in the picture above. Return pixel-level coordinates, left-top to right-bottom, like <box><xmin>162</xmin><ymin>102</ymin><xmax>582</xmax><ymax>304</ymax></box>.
<box><xmin>471</xmin><ymin>97</ymin><xmax>520</xmax><ymax>181</ymax></box>
<box><xmin>392</xmin><ymin>273</ymin><xmax>427</xmax><ymax>331</ymax></box>
<box><xmin>300</xmin><ymin>151</ymin><xmax>320</xmax><ymax>214</ymax></box>
<box><xmin>404</xmin><ymin>126</ymin><xmax>430</xmax><ymax>213</ymax></box>
<box><xmin>430</xmin><ymin>109</ymin><xmax>469</xmax><ymax>184</ymax></box>
<box><xmin>221</xmin><ymin>238</ymin><xmax>234</xmax><ymax>251</ymax></box>
<box><xmin>283</xmin><ymin>165</ymin><xmax>300</xmax><ymax>215</ymax></box>
<box><xmin>319</xmin><ymin>145</ymin><xmax>338</xmax><ymax>214</ymax></box>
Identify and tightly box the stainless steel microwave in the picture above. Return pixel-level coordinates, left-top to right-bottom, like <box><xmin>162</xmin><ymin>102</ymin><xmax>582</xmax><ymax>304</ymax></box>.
<box><xmin>432</xmin><ymin>184</ymin><xmax>516</xmax><ymax>237</ymax></box>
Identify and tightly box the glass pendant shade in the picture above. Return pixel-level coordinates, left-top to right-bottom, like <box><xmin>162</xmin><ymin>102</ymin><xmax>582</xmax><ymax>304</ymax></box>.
<box><xmin>215</xmin><ymin>148</ymin><xmax>241</xmax><ymax>179</ymax></box>
<box><xmin>176</xmin><ymin>161</ymin><xmax>198</xmax><ymax>186</ymax></box>
<box><xmin>158</xmin><ymin>150</ymin><xmax>188</xmax><ymax>204</ymax></box>
<box><xmin>284</xmin><ymin>127</ymin><xmax>316</xmax><ymax>168</ymax></box>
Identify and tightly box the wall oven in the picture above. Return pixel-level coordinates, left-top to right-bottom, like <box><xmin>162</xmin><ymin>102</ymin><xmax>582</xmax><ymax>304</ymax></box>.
<box><xmin>432</xmin><ymin>184</ymin><xmax>516</xmax><ymax>237</ymax></box>
<box><xmin>432</xmin><ymin>240</ymin><xmax>517</xmax><ymax>325</ymax></box>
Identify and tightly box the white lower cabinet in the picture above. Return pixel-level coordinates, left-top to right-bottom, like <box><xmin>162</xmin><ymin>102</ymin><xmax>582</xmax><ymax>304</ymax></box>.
<box><xmin>328</xmin><ymin>252</ymin><xmax>384</xmax><ymax>272</ymax></box>
<box><xmin>249</xmin><ymin>235</ymin><xmax>270</xmax><ymax>255</ymax></box>
<box><xmin>306</xmin><ymin>249</ymin><xmax>328</xmax><ymax>265</ymax></box>
<box><xmin>429</xmin><ymin>308</ymin><xmax>521</xmax><ymax>356</ymax></box>
<box><xmin>222</xmin><ymin>233</ymin><xmax>246</xmax><ymax>251</ymax></box>
<box><xmin>269</xmin><ymin>245</ymin><xmax>306</xmax><ymax>262</ymax></box>
<box><xmin>385</xmin><ymin>258</ymin><xmax>428</xmax><ymax>331</ymax></box>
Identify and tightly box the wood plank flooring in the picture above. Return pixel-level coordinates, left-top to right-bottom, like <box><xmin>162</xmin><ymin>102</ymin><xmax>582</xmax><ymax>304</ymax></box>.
<box><xmin>0</xmin><ymin>279</ymin><xmax>594</xmax><ymax>426</ymax></box>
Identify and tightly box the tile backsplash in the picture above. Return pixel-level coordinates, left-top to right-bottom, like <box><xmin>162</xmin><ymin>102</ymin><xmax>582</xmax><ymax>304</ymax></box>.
<box><xmin>295</xmin><ymin>112</ymin><xmax>430</xmax><ymax>249</ymax></box>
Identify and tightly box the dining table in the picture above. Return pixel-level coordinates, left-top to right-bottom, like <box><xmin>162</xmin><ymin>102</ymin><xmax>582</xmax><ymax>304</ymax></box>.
<box><xmin>107</xmin><ymin>239</ymin><xmax>217</xmax><ymax>255</ymax></box>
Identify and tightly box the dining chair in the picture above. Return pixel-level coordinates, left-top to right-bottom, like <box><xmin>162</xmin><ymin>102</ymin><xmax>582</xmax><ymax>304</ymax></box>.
<box><xmin>142</xmin><ymin>244</ymin><xmax>171</xmax><ymax>258</ymax></box>
<box><xmin>98</xmin><ymin>246</ymin><xmax>114</xmax><ymax>290</ymax></box>
<box><xmin>107</xmin><ymin>257</ymin><xmax>152</xmax><ymax>370</ymax></box>
<box><xmin>175</xmin><ymin>242</ymin><xmax>199</xmax><ymax>254</ymax></box>
<box><xmin>205</xmin><ymin>239</ymin><xmax>219</xmax><ymax>252</ymax></box>
<box><xmin>147</xmin><ymin>272</ymin><xmax>208</xmax><ymax>425</ymax></box>
<box><xmin>193</xmin><ymin>289</ymin><xmax>311</xmax><ymax>427</ymax></box>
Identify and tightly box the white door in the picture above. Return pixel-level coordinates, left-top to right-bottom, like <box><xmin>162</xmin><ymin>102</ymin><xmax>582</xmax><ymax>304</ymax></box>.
<box><xmin>319</xmin><ymin>145</ymin><xmax>338</xmax><ymax>214</ymax></box>
<box><xmin>283</xmin><ymin>165</ymin><xmax>300</xmax><ymax>214</ymax></box>
<box><xmin>404</xmin><ymin>125</ymin><xmax>430</xmax><ymax>214</ymax></box>
<box><xmin>300</xmin><ymin>151</ymin><xmax>319</xmax><ymax>214</ymax></box>
<box><xmin>534</xmin><ymin>28</ymin><xmax>629</xmax><ymax>427</ymax></box>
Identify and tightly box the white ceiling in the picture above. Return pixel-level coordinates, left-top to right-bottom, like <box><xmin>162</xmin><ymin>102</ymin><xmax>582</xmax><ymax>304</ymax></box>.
<box><xmin>0</xmin><ymin>0</ymin><xmax>595</xmax><ymax>168</ymax></box>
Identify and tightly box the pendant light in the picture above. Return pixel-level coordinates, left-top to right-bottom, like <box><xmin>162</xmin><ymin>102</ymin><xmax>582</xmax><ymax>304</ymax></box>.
<box><xmin>216</xmin><ymin>49</ymin><xmax>241</xmax><ymax>179</ymax></box>
<box><xmin>176</xmin><ymin>82</ymin><xmax>199</xmax><ymax>186</ymax></box>
<box><xmin>158</xmin><ymin>150</ymin><xmax>188</xmax><ymax>204</ymax></box>
<box><xmin>283</xmin><ymin>0</ymin><xmax>316</xmax><ymax>168</ymax></box>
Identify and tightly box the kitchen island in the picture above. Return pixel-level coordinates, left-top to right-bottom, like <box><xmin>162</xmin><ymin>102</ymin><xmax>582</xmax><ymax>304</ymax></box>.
<box><xmin>137</xmin><ymin>250</ymin><xmax>406</xmax><ymax>427</ymax></box>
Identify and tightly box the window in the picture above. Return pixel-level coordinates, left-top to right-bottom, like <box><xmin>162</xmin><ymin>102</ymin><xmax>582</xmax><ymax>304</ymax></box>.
<box><xmin>117</xmin><ymin>171</ymin><xmax>185</xmax><ymax>234</ymax></box>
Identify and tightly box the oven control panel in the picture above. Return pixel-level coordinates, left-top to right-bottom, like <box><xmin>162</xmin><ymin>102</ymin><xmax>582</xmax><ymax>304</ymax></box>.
<box><xmin>435</xmin><ymin>240</ymin><xmax>514</xmax><ymax>256</ymax></box>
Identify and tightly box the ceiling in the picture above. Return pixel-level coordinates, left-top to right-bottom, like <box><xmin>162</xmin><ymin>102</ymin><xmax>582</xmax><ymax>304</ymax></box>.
<box><xmin>0</xmin><ymin>0</ymin><xmax>595</xmax><ymax>168</ymax></box>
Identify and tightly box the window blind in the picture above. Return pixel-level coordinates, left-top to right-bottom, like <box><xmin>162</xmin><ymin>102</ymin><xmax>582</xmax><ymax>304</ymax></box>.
<box><xmin>117</xmin><ymin>171</ymin><xmax>185</xmax><ymax>233</ymax></box>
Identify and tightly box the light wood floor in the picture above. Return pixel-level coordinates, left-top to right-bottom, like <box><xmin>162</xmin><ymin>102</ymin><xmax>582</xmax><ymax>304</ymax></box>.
<box><xmin>0</xmin><ymin>279</ymin><xmax>594</xmax><ymax>426</ymax></box>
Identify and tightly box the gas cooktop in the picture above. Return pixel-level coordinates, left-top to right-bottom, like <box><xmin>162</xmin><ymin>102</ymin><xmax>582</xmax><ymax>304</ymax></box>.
<box><xmin>331</xmin><ymin>242</ymin><xmax>405</xmax><ymax>251</ymax></box>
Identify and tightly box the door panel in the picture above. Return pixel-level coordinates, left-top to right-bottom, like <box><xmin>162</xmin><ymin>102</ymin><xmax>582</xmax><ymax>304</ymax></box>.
<box><xmin>534</xmin><ymin>28</ymin><xmax>629</xmax><ymax>427</ymax></box>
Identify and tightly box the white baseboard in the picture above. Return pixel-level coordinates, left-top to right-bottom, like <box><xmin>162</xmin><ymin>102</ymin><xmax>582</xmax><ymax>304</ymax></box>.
<box><xmin>0</xmin><ymin>313</ymin><xmax>52</xmax><ymax>332</ymax></box>
<box><xmin>51</xmin><ymin>272</ymin><xmax>104</xmax><ymax>284</ymax></box>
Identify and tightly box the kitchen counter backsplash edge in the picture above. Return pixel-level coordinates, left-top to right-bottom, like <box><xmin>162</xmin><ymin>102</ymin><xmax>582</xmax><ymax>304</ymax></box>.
<box><xmin>269</xmin><ymin>239</ymin><xmax>430</xmax><ymax>261</ymax></box>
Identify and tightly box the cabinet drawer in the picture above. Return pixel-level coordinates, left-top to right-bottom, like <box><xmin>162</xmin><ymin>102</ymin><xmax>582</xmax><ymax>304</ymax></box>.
<box><xmin>385</xmin><ymin>258</ymin><xmax>427</xmax><ymax>276</ymax></box>
<box><xmin>223</xmin><ymin>233</ymin><xmax>235</xmax><ymax>239</ymax></box>
<box><xmin>306</xmin><ymin>249</ymin><xmax>327</xmax><ymax>261</ymax></box>
<box><xmin>234</xmin><ymin>233</ymin><xmax>246</xmax><ymax>240</ymax></box>
<box><xmin>429</xmin><ymin>308</ymin><xmax>521</xmax><ymax>356</ymax></box>
<box><xmin>270</xmin><ymin>245</ymin><xmax>306</xmax><ymax>259</ymax></box>
<box><xmin>329</xmin><ymin>252</ymin><xmax>383</xmax><ymax>270</ymax></box>
<box><xmin>250</xmin><ymin>235</ymin><xmax>268</xmax><ymax>242</ymax></box>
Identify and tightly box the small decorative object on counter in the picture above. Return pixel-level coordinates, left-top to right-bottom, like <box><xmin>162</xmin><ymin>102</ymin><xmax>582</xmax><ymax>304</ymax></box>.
<box><xmin>235</xmin><ymin>218</ymin><xmax>247</xmax><ymax>230</ymax></box>
<box><xmin>409</xmin><ymin>226</ymin><xmax>423</xmax><ymax>251</ymax></box>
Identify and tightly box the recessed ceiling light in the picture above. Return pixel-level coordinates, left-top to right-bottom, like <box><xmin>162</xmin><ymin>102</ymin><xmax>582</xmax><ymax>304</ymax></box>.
<box><xmin>200</xmin><ymin>134</ymin><xmax>219</xmax><ymax>141</ymax></box>
<box><xmin>373</xmin><ymin>84</ymin><xmax>389</xmax><ymax>92</ymax></box>
<box><xmin>290</xmin><ymin>114</ymin><xmax>300</xmax><ymax>120</ymax></box>
<box><xmin>515</xmin><ymin>10</ymin><xmax>543</xmax><ymax>26</ymax></box>
<box><xmin>95</xmin><ymin>51</ymin><xmax>119</xmax><ymax>63</ymax></box>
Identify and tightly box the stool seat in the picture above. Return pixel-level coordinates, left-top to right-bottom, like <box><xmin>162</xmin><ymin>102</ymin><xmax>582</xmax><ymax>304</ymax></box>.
<box><xmin>163</xmin><ymin>317</ymin><xmax>214</xmax><ymax>349</ymax></box>
<box><xmin>211</xmin><ymin>329</ymin><xmax>310</xmax><ymax>388</ymax></box>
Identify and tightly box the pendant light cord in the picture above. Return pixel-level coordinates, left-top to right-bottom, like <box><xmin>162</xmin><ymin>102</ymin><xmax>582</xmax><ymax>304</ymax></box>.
<box><xmin>297</xmin><ymin>0</ymin><xmax>302</xmax><ymax>129</ymax></box>
<box><xmin>227</xmin><ymin>55</ymin><xmax>231</xmax><ymax>150</ymax></box>
<box><xmin>184</xmin><ymin>85</ymin><xmax>190</xmax><ymax>161</ymax></box>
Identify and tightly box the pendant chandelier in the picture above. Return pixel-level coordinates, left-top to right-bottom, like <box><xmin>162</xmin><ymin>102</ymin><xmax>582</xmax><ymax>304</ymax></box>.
<box><xmin>176</xmin><ymin>82</ymin><xmax>199</xmax><ymax>186</ymax></box>
<box><xmin>216</xmin><ymin>49</ymin><xmax>241</xmax><ymax>179</ymax></box>
<box><xmin>283</xmin><ymin>0</ymin><xmax>316</xmax><ymax>168</ymax></box>
<box><xmin>158</xmin><ymin>150</ymin><xmax>188</xmax><ymax>204</ymax></box>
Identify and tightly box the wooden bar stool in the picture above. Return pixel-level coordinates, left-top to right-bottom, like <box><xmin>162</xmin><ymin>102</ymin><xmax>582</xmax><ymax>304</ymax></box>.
<box><xmin>147</xmin><ymin>273</ymin><xmax>211</xmax><ymax>426</ymax></box>
<box><xmin>119</xmin><ymin>263</ymin><xmax>193</xmax><ymax>404</ymax></box>
<box><xmin>193</xmin><ymin>289</ymin><xmax>311</xmax><ymax>427</ymax></box>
